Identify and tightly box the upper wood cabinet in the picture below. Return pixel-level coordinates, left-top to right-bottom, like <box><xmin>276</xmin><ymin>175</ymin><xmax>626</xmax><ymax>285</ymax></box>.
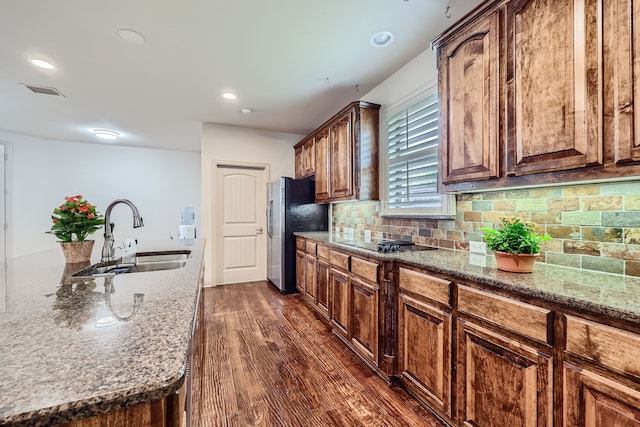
<box><xmin>293</xmin><ymin>101</ymin><xmax>380</xmax><ymax>203</ymax></box>
<box><xmin>605</xmin><ymin>0</ymin><xmax>640</xmax><ymax>165</ymax></box>
<box><xmin>505</xmin><ymin>0</ymin><xmax>602</xmax><ymax>176</ymax></box>
<box><xmin>437</xmin><ymin>9</ymin><xmax>500</xmax><ymax>184</ymax></box>
<box><xmin>294</xmin><ymin>136</ymin><xmax>315</xmax><ymax>179</ymax></box>
<box><xmin>314</xmin><ymin>128</ymin><xmax>330</xmax><ymax>201</ymax></box>
<box><xmin>432</xmin><ymin>0</ymin><xmax>640</xmax><ymax>192</ymax></box>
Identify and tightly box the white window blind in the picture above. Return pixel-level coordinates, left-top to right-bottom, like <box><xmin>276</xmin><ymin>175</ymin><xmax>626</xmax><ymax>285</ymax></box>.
<box><xmin>383</xmin><ymin>85</ymin><xmax>454</xmax><ymax>216</ymax></box>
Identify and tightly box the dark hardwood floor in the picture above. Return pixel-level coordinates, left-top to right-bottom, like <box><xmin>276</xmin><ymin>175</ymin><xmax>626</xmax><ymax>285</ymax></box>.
<box><xmin>196</xmin><ymin>281</ymin><xmax>446</xmax><ymax>427</ymax></box>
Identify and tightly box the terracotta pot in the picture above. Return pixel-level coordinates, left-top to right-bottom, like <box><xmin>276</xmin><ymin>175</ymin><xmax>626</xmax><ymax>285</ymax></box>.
<box><xmin>493</xmin><ymin>251</ymin><xmax>538</xmax><ymax>273</ymax></box>
<box><xmin>59</xmin><ymin>241</ymin><xmax>95</xmax><ymax>264</ymax></box>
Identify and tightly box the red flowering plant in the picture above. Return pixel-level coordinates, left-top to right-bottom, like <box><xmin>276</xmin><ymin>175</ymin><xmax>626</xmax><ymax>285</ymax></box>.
<box><xmin>47</xmin><ymin>195</ymin><xmax>105</xmax><ymax>242</ymax></box>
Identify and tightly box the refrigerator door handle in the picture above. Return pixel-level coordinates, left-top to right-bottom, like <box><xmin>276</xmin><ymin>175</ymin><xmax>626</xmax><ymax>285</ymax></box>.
<box><xmin>267</xmin><ymin>200</ymin><xmax>273</xmax><ymax>237</ymax></box>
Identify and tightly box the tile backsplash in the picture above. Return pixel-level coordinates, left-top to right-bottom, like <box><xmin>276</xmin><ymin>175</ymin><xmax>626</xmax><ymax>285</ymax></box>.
<box><xmin>331</xmin><ymin>181</ymin><xmax>640</xmax><ymax>277</ymax></box>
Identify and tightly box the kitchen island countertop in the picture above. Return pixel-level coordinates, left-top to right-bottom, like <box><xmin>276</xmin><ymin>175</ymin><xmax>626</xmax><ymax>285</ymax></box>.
<box><xmin>0</xmin><ymin>239</ymin><xmax>204</xmax><ymax>426</ymax></box>
<box><xmin>296</xmin><ymin>231</ymin><xmax>640</xmax><ymax>324</ymax></box>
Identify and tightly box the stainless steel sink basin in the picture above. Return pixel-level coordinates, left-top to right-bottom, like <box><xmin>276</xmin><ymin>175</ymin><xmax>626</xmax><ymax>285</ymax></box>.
<box><xmin>71</xmin><ymin>250</ymin><xmax>191</xmax><ymax>279</ymax></box>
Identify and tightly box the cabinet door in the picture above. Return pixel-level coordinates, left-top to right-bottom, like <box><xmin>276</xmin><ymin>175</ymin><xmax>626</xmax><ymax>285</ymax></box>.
<box><xmin>295</xmin><ymin>250</ymin><xmax>305</xmax><ymax>294</ymax></box>
<box><xmin>330</xmin><ymin>268</ymin><xmax>349</xmax><ymax>338</ymax></box>
<box><xmin>604</xmin><ymin>0</ymin><xmax>640</xmax><ymax>164</ymax></box>
<box><xmin>398</xmin><ymin>294</ymin><xmax>452</xmax><ymax>418</ymax></box>
<box><xmin>302</xmin><ymin>138</ymin><xmax>315</xmax><ymax>176</ymax></box>
<box><xmin>456</xmin><ymin>319</ymin><xmax>553</xmax><ymax>426</ymax></box>
<box><xmin>564</xmin><ymin>362</ymin><xmax>640</xmax><ymax>427</ymax></box>
<box><xmin>438</xmin><ymin>10</ymin><xmax>500</xmax><ymax>184</ymax></box>
<box><xmin>506</xmin><ymin>0</ymin><xmax>603</xmax><ymax>176</ymax></box>
<box><xmin>315</xmin><ymin>128</ymin><xmax>330</xmax><ymax>202</ymax></box>
<box><xmin>316</xmin><ymin>259</ymin><xmax>330</xmax><ymax>319</ymax></box>
<box><xmin>304</xmin><ymin>254</ymin><xmax>316</xmax><ymax>301</ymax></box>
<box><xmin>350</xmin><ymin>277</ymin><xmax>378</xmax><ymax>365</ymax></box>
<box><xmin>330</xmin><ymin>112</ymin><xmax>354</xmax><ymax>200</ymax></box>
<box><xmin>294</xmin><ymin>146</ymin><xmax>304</xmax><ymax>179</ymax></box>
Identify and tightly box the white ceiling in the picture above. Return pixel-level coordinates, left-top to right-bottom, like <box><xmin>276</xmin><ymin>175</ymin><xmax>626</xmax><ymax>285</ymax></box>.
<box><xmin>0</xmin><ymin>0</ymin><xmax>483</xmax><ymax>152</ymax></box>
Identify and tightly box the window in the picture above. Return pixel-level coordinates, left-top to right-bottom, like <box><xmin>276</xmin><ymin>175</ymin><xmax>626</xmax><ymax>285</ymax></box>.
<box><xmin>382</xmin><ymin>84</ymin><xmax>455</xmax><ymax>217</ymax></box>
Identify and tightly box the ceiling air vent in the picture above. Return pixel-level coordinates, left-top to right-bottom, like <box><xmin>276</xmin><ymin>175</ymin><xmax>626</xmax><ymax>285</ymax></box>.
<box><xmin>20</xmin><ymin>83</ymin><xmax>65</xmax><ymax>97</ymax></box>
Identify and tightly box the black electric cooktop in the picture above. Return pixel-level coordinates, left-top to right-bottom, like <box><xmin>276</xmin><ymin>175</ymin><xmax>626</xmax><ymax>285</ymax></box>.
<box><xmin>337</xmin><ymin>239</ymin><xmax>437</xmax><ymax>253</ymax></box>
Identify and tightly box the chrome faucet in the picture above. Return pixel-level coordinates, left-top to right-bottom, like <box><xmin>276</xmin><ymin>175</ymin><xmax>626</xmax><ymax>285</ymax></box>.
<box><xmin>101</xmin><ymin>199</ymin><xmax>144</xmax><ymax>263</ymax></box>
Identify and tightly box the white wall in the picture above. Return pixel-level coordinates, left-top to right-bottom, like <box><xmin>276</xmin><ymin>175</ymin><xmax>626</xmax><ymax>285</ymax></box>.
<box><xmin>200</xmin><ymin>123</ymin><xmax>302</xmax><ymax>285</ymax></box>
<box><xmin>361</xmin><ymin>49</ymin><xmax>437</xmax><ymax>107</ymax></box>
<box><xmin>1</xmin><ymin>131</ymin><xmax>201</xmax><ymax>258</ymax></box>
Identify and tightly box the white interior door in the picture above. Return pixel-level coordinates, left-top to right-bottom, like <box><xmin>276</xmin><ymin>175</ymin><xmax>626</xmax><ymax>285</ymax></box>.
<box><xmin>215</xmin><ymin>164</ymin><xmax>267</xmax><ymax>284</ymax></box>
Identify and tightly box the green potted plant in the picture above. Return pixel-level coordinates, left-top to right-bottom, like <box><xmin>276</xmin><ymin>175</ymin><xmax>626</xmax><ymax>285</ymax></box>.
<box><xmin>47</xmin><ymin>195</ymin><xmax>105</xmax><ymax>263</ymax></box>
<box><xmin>479</xmin><ymin>216</ymin><xmax>551</xmax><ymax>273</ymax></box>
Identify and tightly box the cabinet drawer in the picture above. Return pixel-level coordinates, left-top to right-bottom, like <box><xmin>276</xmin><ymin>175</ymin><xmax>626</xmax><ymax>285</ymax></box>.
<box><xmin>330</xmin><ymin>250</ymin><xmax>350</xmax><ymax>271</ymax></box>
<box><xmin>351</xmin><ymin>257</ymin><xmax>379</xmax><ymax>283</ymax></box>
<box><xmin>458</xmin><ymin>285</ymin><xmax>552</xmax><ymax>345</ymax></box>
<box><xmin>305</xmin><ymin>240</ymin><xmax>317</xmax><ymax>254</ymax></box>
<box><xmin>317</xmin><ymin>244</ymin><xmax>330</xmax><ymax>260</ymax></box>
<box><xmin>398</xmin><ymin>267</ymin><xmax>451</xmax><ymax>306</ymax></box>
<box><xmin>296</xmin><ymin>238</ymin><xmax>306</xmax><ymax>250</ymax></box>
<box><xmin>565</xmin><ymin>315</ymin><xmax>640</xmax><ymax>379</ymax></box>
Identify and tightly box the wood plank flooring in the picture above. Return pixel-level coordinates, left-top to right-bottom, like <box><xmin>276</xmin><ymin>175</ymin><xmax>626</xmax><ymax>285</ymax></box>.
<box><xmin>196</xmin><ymin>281</ymin><xmax>446</xmax><ymax>427</ymax></box>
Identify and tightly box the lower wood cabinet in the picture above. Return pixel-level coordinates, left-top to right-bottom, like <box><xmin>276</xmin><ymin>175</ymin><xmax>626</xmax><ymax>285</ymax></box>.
<box><xmin>563</xmin><ymin>363</ymin><xmax>640</xmax><ymax>427</ymax></box>
<box><xmin>563</xmin><ymin>314</ymin><xmax>640</xmax><ymax>426</ymax></box>
<box><xmin>304</xmin><ymin>253</ymin><xmax>317</xmax><ymax>301</ymax></box>
<box><xmin>398</xmin><ymin>293</ymin><xmax>452</xmax><ymax>418</ymax></box>
<box><xmin>330</xmin><ymin>267</ymin><xmax>350</xmax><ymax>338</ymax></box>
<box><xmin>295</xmin><ymin>249</ymin><xmax>305</xmax><ymax>294</ymax></box>
<box><xmin>456</xmin><ymin>319</ymin><xmax>553</xmax><ymax>426</ymax></box>
<box><xmin>316</xmin><ymin>257</ymin><xmax>330</xmax><ymax>319</ymax></box>
<box><xmin>350</xmin><ymin>277</ymin><xmax>378</xmax><ymax>364</ymax></box>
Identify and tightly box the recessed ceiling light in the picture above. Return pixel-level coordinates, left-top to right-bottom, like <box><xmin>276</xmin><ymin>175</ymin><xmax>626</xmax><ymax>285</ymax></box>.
<box><xmin>30</xmin><ymin>58</ymin><xmax>55</xmax><ymax>70</ymax></box>
<box><xmin>369</xmin><ymin>31</ymin><xmax>394</xmax><ymax>47</ymax></box>
<box><xmin>117</xmin><ymin>29</ymin><xmax>145</xmax><ymax>45</ymax></box>
<box><xmin>241</xmin><ymin>108</ymin><xmax>253</xmax><ymax>114</ymax></box>
<box><xmin>222</xmin><ymin>91</ymin><xmax>237</xmax><ymax>100</ymax></box>
<box><xmin>92</xmin><ymin>129</ymin><xmax>120</xmax><ymax>140</ymax></box>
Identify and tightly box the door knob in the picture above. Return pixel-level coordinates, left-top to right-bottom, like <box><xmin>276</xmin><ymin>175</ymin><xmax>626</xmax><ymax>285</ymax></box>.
<box><xmin>256</xmin><ymin>227</ymin><xmax>264</xmax><ymax>234</ymax></box>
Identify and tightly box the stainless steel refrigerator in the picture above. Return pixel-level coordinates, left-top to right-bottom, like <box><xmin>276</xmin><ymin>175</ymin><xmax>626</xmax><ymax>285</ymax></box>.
<box><xmin>267</xmin><ymin>176</ymin><xmax>328</xmax><ymax>293</ymax></box>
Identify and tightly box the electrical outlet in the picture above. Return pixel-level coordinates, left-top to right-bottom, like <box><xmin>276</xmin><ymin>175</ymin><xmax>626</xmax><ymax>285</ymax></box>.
<box><xmin>469</xmin><ymin>241</ymin><xmax>487</xmax><ymax>254</ymax></box>
<box><xmin>364</xmin><ymin>230</ymin><xmax>372</xmax><ymax>242</ymax></box>
<box><xmin>469</xmin><ymin>253</ymin><xmax>487</xmax><ymax>267</ymax></box>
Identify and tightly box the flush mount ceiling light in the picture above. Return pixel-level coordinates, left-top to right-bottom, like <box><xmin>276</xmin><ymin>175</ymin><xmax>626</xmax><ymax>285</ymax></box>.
<box><xmin>369</xmin><ymin>31</ymin><xmax>395</xmax><ymax>47</ymax></box>
<box><xmin>117</xmin><ymin>29</ymin><xmax>146</xmax><ymax>45</ymax></box>
<box><xmin>92</xmin><ymin>129</ymin><xmax>120</xmax><ymax>140</ymax></box>
<box><xmin>222</xmin><ymin>91</ymin><xmax>237</xmax><ymax>100</ymax></box>
<box><xmin>241</xmin><ymin>108</ymin><xmax>253</xmax><ymax>114</ymax></box>
<box><xmin>30</xmin><ymin>58</ymin><xmax>55</xmax><ymax>70</ymax></box>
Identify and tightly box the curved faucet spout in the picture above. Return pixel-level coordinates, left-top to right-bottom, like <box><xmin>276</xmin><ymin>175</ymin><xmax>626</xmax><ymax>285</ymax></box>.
<box><xmin>101</xmin><ymin>199</ymin><xmax>144</xmax><ymax>263</ymax></box>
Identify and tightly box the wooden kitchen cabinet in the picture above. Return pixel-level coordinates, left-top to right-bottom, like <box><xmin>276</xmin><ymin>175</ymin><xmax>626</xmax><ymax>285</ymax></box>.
<box><xmin>308</xmin><ymin>101</ymin><xmax>380</xmax><ymax>203</ymax></box>
<box><xmin>505</xmin><ymin>0</ymin><xmax>603</xmax><ymax>176</ymax></box>
<box><xmin>456</xmin><ymin>285</ymin><xmax>553</xmax><ymax>426</ymax></box>
<box><xmin>563</xmin><ymin>314</ymin><xmax>640</xmax><ymax>426</ymax></box>
<box><xmin>295</xmin><ymin>249</ymin><xmax>305</xmax><ymax>295</ymax></box>
<box><xmin>314</xmin><ymin>129</ymin><xmax>330</xmax><ymax>201</ymax></box>
<box><xmin>304</xmin><ymin>253</ymin><xmax>317</xmax><ymax>302</ymax></box>
<box><xmin>604</xmin><ymin>0</ymin><xmax>640</xmax><ymax>165</ymax></box>
<box><xmin>330</xmin><ymin>267</ymin><xmax>350</xmax><ymax>339</ymax></box>
<box><xmin>433</xmin><ymin>0</ymin><xmax>640</xmax><ymax>193</ymax></box>
<box><xmin>315</xmin><ymin>245</ymin><xmax>331</xmax><ymax>319</ymax></box>
<box><xmin>436</xmin><ymin>8</ymin><xmax>500</xmax><ymax>184</ymax></box>
<box><xmin>397</xmin><ymin>267</ymin><xmax>453</xmax><ymax>419</ymax></box>
<box><xmin>293</xmin><ymin>136</ymin><xmax>315</xmax><ymax>179</ymax></box>
<box><xmin>349</xmin><ymin>256</ymin><xmax>380</xmax><ymax>366</ymax></box>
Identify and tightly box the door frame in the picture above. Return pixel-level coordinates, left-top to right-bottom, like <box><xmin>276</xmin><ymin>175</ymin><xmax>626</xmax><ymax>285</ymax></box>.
<box><xmin>211</xmin><ymin>160</ymin><xmax>270</xmax><ymax>285</ymax></box>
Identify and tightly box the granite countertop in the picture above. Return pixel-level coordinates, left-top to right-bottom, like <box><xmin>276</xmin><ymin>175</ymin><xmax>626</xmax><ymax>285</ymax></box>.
<box><xmin>0</xmin><ymin>239</ymin><xmax>205</xmax><ymax>426</ymax></box>
<box><xmin>296</xmin><ymin>231</ymin><xmax>640</xmax><ymax>324</ymax></box>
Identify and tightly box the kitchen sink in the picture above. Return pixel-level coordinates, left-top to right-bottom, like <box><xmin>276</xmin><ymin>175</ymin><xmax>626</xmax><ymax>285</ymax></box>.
<box><xmin>71</xmin><ymin>250</ymin><xmax>191</xmax><ymax>279</ymax></box>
